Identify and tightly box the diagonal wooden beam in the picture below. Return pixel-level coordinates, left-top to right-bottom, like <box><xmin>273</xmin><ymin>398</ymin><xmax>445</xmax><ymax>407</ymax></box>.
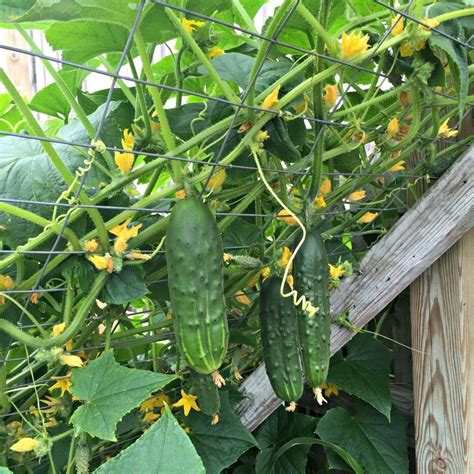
<box><xmin>236</xmin><ymin>146</ymin><xmax>474</xmax><ymax>431</ymax></box>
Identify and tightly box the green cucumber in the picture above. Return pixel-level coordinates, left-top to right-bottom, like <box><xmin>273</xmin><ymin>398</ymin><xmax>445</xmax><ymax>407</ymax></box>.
<box><xmin>263</xmin><ymin>117</ymin><xmax>302</xmax><ymax>163</ymax></box>
<box><xmin>190</xmin><ymin>370</ymin><xmax>220</xmax><ymax>418</ymax></box>
<box><xmin>259</xmin><ymin>275</ymin><xmax>304</xmax><ymax>403</ymax></box>
<box><xmin>293</xmin><ymin>229</ymin><xmax>330</xmax><ymax>391</ymax></box>
<box><xmin>166</xmin><ymin>198</ymin><xmax>229</xmax><ymax>375</ymax></box>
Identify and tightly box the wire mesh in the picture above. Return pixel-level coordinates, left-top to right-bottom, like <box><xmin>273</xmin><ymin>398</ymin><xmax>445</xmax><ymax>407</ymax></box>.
<box><xmin>0</xmin><ymin>1</ymin><xmax>472</xmax><ymax>469</ymax></box>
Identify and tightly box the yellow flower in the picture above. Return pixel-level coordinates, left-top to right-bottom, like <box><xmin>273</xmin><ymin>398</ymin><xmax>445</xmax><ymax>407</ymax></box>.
<box><xmin>121</xmin><ymin>128</ymin><xmax>134</xmax><ymax>151</ymax></box>
<box><xmin>389</xmin><ymin>160</ymin><xmax>405</xmax><ymax>172</ymax></box>
<box><xmin>59</xmin><ymin>354</ymin><xmax>84</xmax><ymax>368</ymax></box>
<box><xmin>321</xmin><ymin>382</ymin><xmax>339</xmax><ymax>397</ymax></box>
<box><xmin>286</xmin><ymin>275</ymin><xmax>294</xmax><ymax>289</ymax></box>
<box><xmin>438</xmin><ymin>119</ymin><xmax>458</xmax><ymax>138</ymax></box>
<box><xmin>256</xmin><ymin>130</ymin><xmax>269</xmax><ymax>142</ymax></box>
<box><xmin>399</xmin><ymin>91</ymin><xmax>410</xmax><ymax>107</ymax></box>
<box><xmin>314</xmin><ymin>195</ymin><xmax>326</xmax><ymax>209</ymax></box>
<box><xmin>235</xmin><ymin>291</ymin><xmax>251</xmax><ymax>305</ymax></box>
<box><xmin>173</xmin><ymin>389</ymin><xmax>201</xmax><ymax>416</ymax></box>
<box><xmin>341</xmin><ymin>31</ymin><xmax>370</xmax><ymax>59</ymax></box>
<box><xmin>246</xmin><ymin>272</ymin><xmax>261</xmax><ymax>289</ymax></box>
<box><xmin>348</xmin><ymin>190</ymin><xmax>366</xmax><ymax>201</ymax></box>
<box><xmin>89</xmin><ymin>254</ymin><xmax>114</xmax><ymax>273</ymax></box>
<box><xmin>125</xmin><ymin>252</ymin><xmax>151</xmax><ymax>261</ymax></box>
<box><xmin>140</xmin><ymin>394</ymin><xmax>170</xmax><ymax>412</ymax></box>
<box><xmin>52</xmin><ymin>323</ymin><xmax>65</xmax><ymax>338</ymax></box>
<box><xmin>176</xmin><ymin>189</ymin><xmax>186</xmax><ymax>199</ymax></box>
<box><xmin>49</xmin><ymin>377</ymin><xmax>72</xmax><ymax>397</ymax></box>
<box><xmin>390</xmin><ymin>15</ymin><xmax>404</xmax><ymax>36</ymax></box>
<box><xmin>114</xmin><ymin>151</ymin><xmax>135</xmax><ymax>174</ymax></box>
<box><xmin>319</xmin><ymin>178</ymin><xmax>332</xmax><ymax>196</ymax></box>
<box><xmin>181</xmin><ymin>18</ymin><xmax>205</xmax><ymax>34</ymax></box>
<box><xmin>207</xmin><ymin>169</ymin><xmax>226</xmax><ymax>193</ymax></box>
<box><xmin>261</xmin><ymin>267</ymin><xmax>271</xmax><ymax>279</ymax></box>
<box><xmin>223</xmin><ymin>253</ymin><xmax>233</xmax><ymax>263</ymax></box>
<box><xmin>10</xmin><ymin>438</ymin><xmax>39</xmax><ymax>453</ymax></box>
<box><xmin>323</xmin><ymin>84</ymin><xmax>337</xmax><ymax>108</ymax></box>
<box><xmin>400</xmin><ymin>41</ymin><xmax>414</xmax><ymax>57</ymax></box>
<box><xmin>387</xmin><ymin>117</ymin><xmax>399</xmax><ymax>136</ymax></box>
<box><xmin>261</xmin><ymin>85</ymin><xmax>281</xmax><ymax>109</ymax></box>
<box><xmin>110</xmin><ymin>218</ymin><xmax>142</xmax><ymax>241</ymax></box>
<box><xmin>0</xmin><ymin>275</ymin><xmax>14</xmax><ymax>290</ymax></box>
<box><xmin>357</xmin><ymin>212</ymin><xmax>378</xmax><ymax>224</ymax></box>
<box><xmin>329</xmin><ymin>264</ymin><xmax>345</xmax><ymax>280</ymax></box>
<box><xmin>83</xmin><ymin>239</ymin><xmax>100</xmax><ymax>252</ymax></box>
<box><xmin>278</xmin><ymin>247</ymin><xmax>292</xmax><ymax>269</ymax></box>
<box><xmin>114</xmin><ymin>237</ymin><xmax>128</xmax><ymax>255</ymax></box>
<box><xmin>419</xmin><ymin>18</ymin><xmax>439</xmax><ymax>31</ymax></box>
<box><xmin>207</xmin><ymin>46</ymin><xmax>224</xmax><ymax>59</ymax></box>
<box><xmin>277</xmin><ymin>209</ymin><xmax>298</xmax><ymax>226</ymax></box>
<box><xmin>31</xmin><ymin>292</ymin><xmax>41</xmax><ymax>304</ymax></box>
<box><xmin>143</xmin><ymin>411</ymin><xmax>160</xmax><ymax>424</ymax></box>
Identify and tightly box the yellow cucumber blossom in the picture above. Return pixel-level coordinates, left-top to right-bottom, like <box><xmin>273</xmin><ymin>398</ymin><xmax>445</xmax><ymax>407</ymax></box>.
<box><xmin>206</xmin><ymin>168</ymin><xmax>226</xmax><ymax>193</ymax></box>
<box><xmin>121</xmin><ymin>128</ymin><xmax>135</xmax><ymax>151</ymax></box>
<box><xmin>10</xmin><ymin>438</ymin><xmax>40</xmax><ymax>453</ymax></box>
<box><xmin>181</xmin><ymin>18</ymin><xmax>205</xmax><ymax>34</ymax></box>
<box><xmin>276</xmin><ymin>209</ymin><xmax>298</xmax><ymax>226</ymax></box>
<box><xmin>261</xmin><ymin>267</ymin><xmax>271</xmax><ymax>279</ymax></box>
<box><xmin>357</xmin><ymin>212</ymin><xmax>378</xmax><ymax>224</ymax></box>
<box><xmin>389</xmin><ymin>160</ymin><xmax>405</xmax><ymax>172</ymax></box>
<box><xmin>49</xmin><ymin>375</ymin><xmax>72</xmax><ymax>397</ymax></box>
<box><xmin>321</xmin><ymin>382</ymin><xmax>339</xmax><ymax>397</ymax></box>
<box><xmin>390</xmin><ymin>15</ymin><xmax>404</xmax><ymax>36</ymax></box>
<box><xmin>83</xmin><ymin>239</ymin><xmax>100</xmax><ymax>252</ymax></box>
<box><xmin>110</xmin><ymin>218</ymin><xmax>142</xmax><ymax>255</ymax></box>
<box><xmin>52</xmin><ymin>323</ymin><xmax>65</xmax><ymax>337</ymax></box>
<box><xmin>438</xmin><ymin>119</ymin><xmax>458</xmax><ymax>138</ymax></box>
<box><xmin>235</xmin><ymin>291</ymin><xmax>251</xmax><ymax>305</ymax></box>
<box><xmin>319</xmin><ymin>178</ymin><xmax>332</xmax><ymax>196</ymax></box>
<box><xmin>261</xmin><ymin>85</ymin><xmax>281</xmax><ymax>109</ymax></box>
<box><xmin>387</xmin><ymin>117</ymin><xmax>400</xmax><ymax>136</ymax></box>
<box><xmin>173</xmin><ymin>389</ymin><xmax>201</xmax><ymax>416</ymax></box>
<box><xmin>347</xmin><ymin>190</ymin><xmax>366</xmax><ymax>201</ymax></box>
<box><xmin>207</xmin><ymin>46</ymin><xmax>224</xmax><ymax>59</ymax></box>
<box><xmin>340</xmin><ymin>31</ymin><xmax>370</xmax><ymax>59</ymax></box>
<box><xmin>176</xmin><ymin>189</ymin><xmax>186</xmax><ymax>199</ymax></box>
<box><xmin>329</xmin><ymin>263</ymin><xmax>345</xmax><ymax>280</ymax></box>
<box><xmin>314</xmin><ymin>195</ymin><xmax>327</xmax><ymax>209</ymax></box>
<box><xmin>59</xmin><ymin>354</ymin><xmax>83</xmax><ymax>368</ymax></box>
<box><xmin>323</xmin><ymin>84</ymin><xmax>337</xmax><ymax>108</ymax></box>
<box><xmin>89</xmin><ymin>253</ymin><xmax>114</xmax><ymax>273</ymax></box>
<box><xmin>419</xmin><ymin>18</ymin><xmax>440</xmax><ymax>31</ymax></box>
<box><xmin>114</xmin><ymin>151</ymin><xmax>134</xmax><ymax>175</ymax></box>
<box><xmin>278</xmin><ymin>247</ymin><xmax>293</xmax><ymax>269</ymax></box>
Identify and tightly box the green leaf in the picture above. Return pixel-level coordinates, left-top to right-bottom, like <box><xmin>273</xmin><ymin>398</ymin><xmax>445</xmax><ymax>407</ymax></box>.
<box><xmin>255</xmin><ymin>407</ymin><xmax>318</xmax><ymax>474</ymax></box>
<box><xmin>428</xmin><ymin>32</ymin><xmax>468</xmax><ymax>118</ymax></box>
<box><xmin>0</xmin><ymin>0</ymin><xmax>35</xmax><ymax>21</ymax></box>
<box><xmin>94</xmin><ymin>406</ymin><xmax>205</xmax><ymax>473</ymax></box>
<box><xmin>0</xmin><ymin>101</ymin><xmax>132</xmax><ymax>247</ymax></box>
<box><xmin>317</xmin><ymin>403</ymin><xmax>409</xmax><ymax>474</ymax></box>
<box><xmin>101</xmin><ymin>266</ymin><xmax>149</xmax><ymax>305</ymax></box>
<box><xmin>328</xmin><ymin>333</ymin><xmax>392</xmax><ymax>419</ymax></box>
<box><xmin>223</xmin><ymin>218</ymin><xmax>261</xmax><ymax>248</ymax></box>
<box><xmin>187</xmin><ymin>392</ymin><xmax>258</xmax><ymax>474</ymax></box>
<box><xmin>70</xmin><ymin>350</ymin><xmax>177</xmax><ymax>441</ymax></box>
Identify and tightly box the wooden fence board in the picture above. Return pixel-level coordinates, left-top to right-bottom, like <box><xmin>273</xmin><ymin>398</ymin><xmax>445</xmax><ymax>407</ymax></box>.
<box><xmin>237</xmin><ymin>146</ymin><xmax>474</xmax><ymax>431</ymax></box>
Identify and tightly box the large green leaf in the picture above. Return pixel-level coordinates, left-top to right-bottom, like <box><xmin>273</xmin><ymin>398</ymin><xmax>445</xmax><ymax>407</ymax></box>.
<box><xmin>187</xmin><ymin>392</ymin><xmax>258</xmax><ymax>474</ymax></box>
<box><xmin>0</xmin><ymin>101</ymin><xmax>132</xmax><ymax>247</ymax></box>
<box><xmin>328</xmin><ymin>333</ymin><xmax>392</xmax><ymax>419</ymax></box>
<box><xmin>317</xmin><ymin>403</ymin><xmax>409</xmax><ymax>474</ymax></box>
<box><xmin>70</xmin><ymin>350</ymin><xmax>178</xmax><ymax>441</ymax></box>
<box><xmin>94</xmin><ymin>406</ymin><xmax>205</xmax><ymax>474</ymax></box>
<box><xmin>100</xmin><ymin>266</ymin><xmax>149</xmax><ymax>305</ymax></box>
<box><xmin>255</xmin><ymin>407</ymin><xmax>318</xmax><ymax>474</ymax></box>
<box><xmin>0</xmin><ymin>0</ymin><xmax>35</xmax><ymax>21</ymax></box>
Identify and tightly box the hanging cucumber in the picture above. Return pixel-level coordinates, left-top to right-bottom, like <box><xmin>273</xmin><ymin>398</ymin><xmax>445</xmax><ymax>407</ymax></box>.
<box><xmin>293</xmin><ymin>229</ymin><xmax>330</xmax><ymax>404</ymax></box>
<box><xmin>263</xmin><ymin>117</ymin><xmax>302</xmax><ymax>163</ymax></box>
<box><xmin>166</xmin><ymin>198</ymin><xmax>229</xmax><ymax>380</ymax></box>
<box><xmin>190</xmin><ymin>370</ymin><xmax>221</xmax><ymax>424</ymax></box>
<box><xmin>259</xmin><ymin>275</ymin><xmax>304</xmax><ymax>409</ymax></box>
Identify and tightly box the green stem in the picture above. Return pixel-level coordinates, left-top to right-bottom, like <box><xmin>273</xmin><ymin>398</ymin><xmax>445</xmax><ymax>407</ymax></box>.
<box><xmin>232</xmin><ymin>0</ymin><xmax>260</xmax><ymax>37</ymax></box>
<box><xmin>296</xmin><ymin>3</ymin><xmax>338</xmax><ymax>57</ymax></box>
<box><xmin>135</xmin><ymin>31</ymin><xmax>182</xmax><ymax>186</ymax></box>
<box><xmin>63</xmin><ymin>280</ymin><xmax>74</xmax><ymax>326</ymax></box>
<box><xmin>50</xmin><ymin>429</ymin><xmax>74</xmax><ymax>444</ymax></box>
<box><xmin>174</xmin><ymin>46</ymin><xmax>186</xmax><ymax>108</ymax></box>
<box><xmin>434</xmin><ymin>7</ymin><xmax>474</xmax><ymax>22</ymax></box>
<box><xmin>0</xmin><ymin>364</ymin><xmax>10</xmax><ymax>415</ymax></box>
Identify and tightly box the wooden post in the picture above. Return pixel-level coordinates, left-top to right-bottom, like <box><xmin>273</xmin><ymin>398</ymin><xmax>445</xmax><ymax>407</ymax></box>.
<box><xmin>411</xmin><ymin>229</ymin><xmax>474</xmax><ymax>472</ymax></box>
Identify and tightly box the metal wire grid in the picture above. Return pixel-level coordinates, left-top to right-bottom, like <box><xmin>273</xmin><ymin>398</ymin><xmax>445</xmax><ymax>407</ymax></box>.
<box><xmin>0</xmin><ymin>0</ymin><xmax>470</xmax><ymax>439</ymax></box>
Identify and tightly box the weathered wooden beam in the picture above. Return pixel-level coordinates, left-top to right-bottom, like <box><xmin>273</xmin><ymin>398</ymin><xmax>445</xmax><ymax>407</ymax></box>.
<box><xmin>237</xmin><ymin>146</ymin><xmax>474</xmax><ymax>431</ymax></box>
<box><xmin>410</xmin><ymin>228</ymin><xmax>474</xmax><ymax>472</ymax></box>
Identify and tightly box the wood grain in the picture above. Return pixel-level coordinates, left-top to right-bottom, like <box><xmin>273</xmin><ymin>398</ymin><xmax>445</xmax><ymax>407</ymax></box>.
<box><xmin>411</xmin><ymin>229</ymin><xmax>474</xmax><ymax>473</ymax></box>
<box><xmin>237</xmin><ymin>146</ymin><xmax>474</xmax><ymax>431</ymax></box>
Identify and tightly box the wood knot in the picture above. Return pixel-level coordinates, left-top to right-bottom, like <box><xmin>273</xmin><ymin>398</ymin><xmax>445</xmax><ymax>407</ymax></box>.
<box><xmin>435</xmin><ymin>457</ymin><xmax>447</xmax><ymax>470</ymax></box>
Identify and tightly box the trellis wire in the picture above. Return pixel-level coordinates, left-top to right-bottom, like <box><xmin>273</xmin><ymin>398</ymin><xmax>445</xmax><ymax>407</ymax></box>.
<box><xmin>0</xmin><ymin>0</ymin><xmax>470</xmax><ymax>446</ymax></box>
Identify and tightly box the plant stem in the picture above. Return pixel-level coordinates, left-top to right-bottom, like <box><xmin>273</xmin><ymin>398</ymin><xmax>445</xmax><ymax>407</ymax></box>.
<box><xmin>174</xmin><ymin>46</ymin><xmax>186</xmax><ymax>107</ymax></box>
<box><xmin>232</xmin><ymin>0</ymin><xmax>260</xmax><ymax>37</ymax></box>
<box><xmin>434</xmin><ymin>7</ymin><xmax>474</xmax><ymax>23</ymax></box>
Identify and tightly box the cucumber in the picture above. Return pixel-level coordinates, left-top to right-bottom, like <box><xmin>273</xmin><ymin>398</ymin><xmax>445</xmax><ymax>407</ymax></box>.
<box><xmin>259</xmin><ymin>275</ymin><xmax>304</xmax><ymax>403</ymax></box>
<box><xmin>293</xmin><ymin>229</ymin><xmax>330</xmax><ymax>391</ymax></box>
<box><xmin>190</xmin><ymin>370</ymin><xmax>220</xmax><ymax>418</ymax></box>
<box><xmin>263</xmin><ymin>117</ymin><xmax>302</xmax><ymax>163</ymax></box>
<box><xmin>166</xmin><ymin>198</ymin><xmax>229</xmax><ymax>375</ymax></box>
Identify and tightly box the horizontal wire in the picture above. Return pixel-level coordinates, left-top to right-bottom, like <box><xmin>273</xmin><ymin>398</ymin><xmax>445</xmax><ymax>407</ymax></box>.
<box><xmin>373</xmin><ymin>0</ymin><xmax>473</xmax><ymax>49</ymax></box>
